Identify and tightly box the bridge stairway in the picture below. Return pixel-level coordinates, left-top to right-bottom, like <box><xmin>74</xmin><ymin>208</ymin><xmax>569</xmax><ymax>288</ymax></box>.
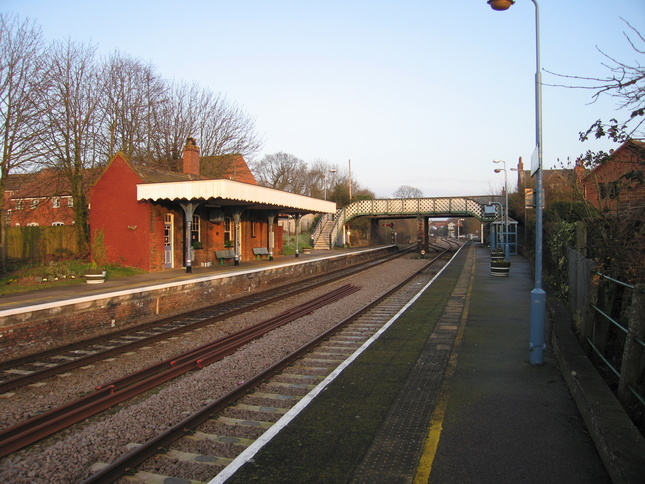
<box><xmin>313</xmin><ymin>219</ymin><xmax>335</xmax><ymax>249</ymax></box>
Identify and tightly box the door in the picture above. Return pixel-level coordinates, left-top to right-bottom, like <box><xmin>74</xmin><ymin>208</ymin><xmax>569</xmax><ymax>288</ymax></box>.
<box><xmin>164</xmin><ymin>213</ymin><xmax>174</xmax><ymax>269</ymax></box>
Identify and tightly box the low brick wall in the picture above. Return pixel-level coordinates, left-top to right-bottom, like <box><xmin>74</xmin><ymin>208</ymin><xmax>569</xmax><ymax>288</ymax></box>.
<box><xmin>0</xmin><ymin>247</ymin><xmax>396</xmax><ymax>361</ymax></box>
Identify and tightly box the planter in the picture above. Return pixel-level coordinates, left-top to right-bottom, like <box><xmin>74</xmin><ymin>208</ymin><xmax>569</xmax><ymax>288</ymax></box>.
<box><xmin>490</xmin><ymin>249</ymin><xmax>505</xmax><ymax>262</ymax></box>
<box><xmin>85</xmin><ymin>270</ymin><xmax>106</xmax><ymax>284</ymax></box>
<box><xmin>490</xmin><ymin>261</ymin><xmax>510</xmax><ymax>277</ymax></box>
<box><xmin>302</xmin><ymin>248</ymin><xmax>312</xmax><ymax>254</ymax></box>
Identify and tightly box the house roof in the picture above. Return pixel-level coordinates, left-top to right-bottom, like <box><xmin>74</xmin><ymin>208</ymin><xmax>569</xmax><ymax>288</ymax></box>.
<box><xmin>137</xmin><ymin>178</ymin><xmax>336</xmax><ymax>214</ymax></box>
<box><xmin>8</xmin><ymin>167</ymin><xmax>99</xmax><ymax>199</ymax></box>
<box><xmin>200</xmin><ymin>154</ymin><xmax>257</xmax><ymax>184</ymax></box>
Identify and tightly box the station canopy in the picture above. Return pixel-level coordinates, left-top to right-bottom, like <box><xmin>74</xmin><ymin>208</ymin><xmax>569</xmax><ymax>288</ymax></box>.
<box><xmin>137</xmin><ymin>178</ymin><xmax>336</xmax><ymax>215</ymax></box>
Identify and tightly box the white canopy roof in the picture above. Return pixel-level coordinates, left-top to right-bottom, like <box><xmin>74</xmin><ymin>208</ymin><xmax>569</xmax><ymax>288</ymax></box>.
<box><xmin>137</xmin><ymin>178</ymin><xmax>336</xmax><ymax>214</ymax></box>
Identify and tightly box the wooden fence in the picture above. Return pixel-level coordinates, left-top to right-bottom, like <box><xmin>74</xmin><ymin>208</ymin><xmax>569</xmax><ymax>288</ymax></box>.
<box><xmin>6</xmin><ymin>226</ymin><xmax>79</xmax><ymax>261</ymax></box>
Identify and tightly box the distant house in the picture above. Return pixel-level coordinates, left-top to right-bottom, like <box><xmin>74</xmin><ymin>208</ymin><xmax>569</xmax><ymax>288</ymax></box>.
<box><xmin>578</xmin><ymin>139</ymin><xmax>645</xmax><ymax>213</ymax></box>
<box><xmin>89</xmin><ymin>138</ymin><xmax>335</xmax><ymax>272</ymax></box>
<box><xmin>4</xmin><ymin>168</ymin><xmax>84</xmax><ymax>227</ymax></box>
<box><xmin>514</xmin><ymin>158</ymin><xmax>580</xmax><ymax>203</ymax></box>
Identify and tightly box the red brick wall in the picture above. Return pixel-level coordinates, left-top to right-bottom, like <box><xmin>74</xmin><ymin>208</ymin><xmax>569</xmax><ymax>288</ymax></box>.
<box><xmin>582</xmin><ymin>145</ymin><xmax>645</xmax><ymax>212</ymax></box>
<box><xmin>8</xmin><ymin>196</ymin><xmax>76</xmax><ymax>227</ymax></box>
<box><xmin>90</xmin><ymin>154</ymin><xmax>154</xmax><ymax>271</ymax></box>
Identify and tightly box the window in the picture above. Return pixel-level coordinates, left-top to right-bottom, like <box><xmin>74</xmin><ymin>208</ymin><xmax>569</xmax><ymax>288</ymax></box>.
<box><xmin>52</xmin><ymin>222</ymin><xmax>65</xmax><ymax>226</ymax></box>
<box><xmin>52</xmin><ymin>198</ymin><xmax>61</xmax><ymax>208</ymax></box>
<box><xmin>16</xmin><ymin>200</ymin><xmax>23</xmax><ymax>210</ymax></box>
<box><xmin>599</xmin><ymin>181</ymin><xmax>620</xmax><ymax>200</ymax></box>
<box><xmin>31</xmin><ymin>199</ymin><xmax>39</xmax><ymax>209</ymax></box>
<box><xmin>224</xmin><ymin>217</ymin><xmax>232</xmax><ymax>245</ymax></box>
<box><xmin>250</xmin><ymin>220</ymin><xmax>257</xmax><ymax>238</ymax></box>
<box><xmin>191</xmin><ymin>215</ymin><xmax>201</xmax><ymax>244</ymax></box>
<box><xmin>27</xmin><ymin>222</ymin><xmax>39</xmax><ymax>226</ymax></box>
<box><xmin>67</xmin><ymin>197</ymin><xmax>74</xmax><ymax>207</ymax></box>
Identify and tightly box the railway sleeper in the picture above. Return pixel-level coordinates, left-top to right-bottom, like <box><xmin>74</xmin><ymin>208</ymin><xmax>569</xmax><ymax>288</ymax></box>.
<box><xmin>90</xmin><ymin>463</ymin><xmax>207</xmax><ymax>484</ymax></box>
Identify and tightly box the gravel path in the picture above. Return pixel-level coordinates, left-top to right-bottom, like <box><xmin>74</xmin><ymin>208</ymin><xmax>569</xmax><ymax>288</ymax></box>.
<box><xmin>0</xmin><ymin>256</ymin><xmax>429</xmax><ymax>483</ymax></box>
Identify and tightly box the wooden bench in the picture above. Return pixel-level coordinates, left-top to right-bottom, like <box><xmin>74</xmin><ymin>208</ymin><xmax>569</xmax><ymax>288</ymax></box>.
<box><xmin>252</xmin><ymin>247</ymin><xmax>270</xmax><ymax>260</ymax></box>
<box><xmin>215</xmin><ymin>249</ymin><xmax>235</xmax><ymax>265</ymax></box>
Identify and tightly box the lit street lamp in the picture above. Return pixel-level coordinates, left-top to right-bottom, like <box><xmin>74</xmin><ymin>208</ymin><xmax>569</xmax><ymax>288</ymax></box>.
<box><xmin>493</xmin><ymin>160</ymin><xmax>510</xmax><ymax>261</ymax></box>
<box><xmin>488</xmin><ymin>0</ymin><xmax>546</xmax><ymax>365</ymax></box>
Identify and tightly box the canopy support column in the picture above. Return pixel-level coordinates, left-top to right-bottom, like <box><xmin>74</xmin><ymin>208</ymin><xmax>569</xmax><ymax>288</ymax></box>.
<box><xmin>233</xmin><ymin>210</ymin><xmax>242</xmax><ymax>266</ymax></box>
<box><xmin>179</xmin><ymin>202</ymin><xmax>200</xmax><ymax>273</ymax></box>
<box><xmin>266</xmin><ymin>211</ymin><xmax>278</xmax><ymax>261</ymax></box>
<box><xmin>294</xmin><ymin>214</ymin><xmax>302</xmax><ymax>257</ymax></box>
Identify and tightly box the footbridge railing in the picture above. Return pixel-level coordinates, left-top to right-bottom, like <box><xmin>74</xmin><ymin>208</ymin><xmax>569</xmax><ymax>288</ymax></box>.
<box><xmin>315</xmin><ymin>197</ymin><xmax>500</xmax><ymax>248</ymax></box>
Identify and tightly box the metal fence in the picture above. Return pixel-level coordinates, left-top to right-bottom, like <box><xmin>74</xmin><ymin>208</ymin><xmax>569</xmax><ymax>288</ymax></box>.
<box><xmin>566</xmin><ymin>247</ymin><xmax>645</xmax><ymax>427</ymax></box>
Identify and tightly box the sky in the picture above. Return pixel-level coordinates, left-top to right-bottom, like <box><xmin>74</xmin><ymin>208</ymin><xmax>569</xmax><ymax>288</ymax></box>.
<box><xmin>2</xmin><ymin>0</ymin><xmax>644</xmax><ymax>198</ymax></box>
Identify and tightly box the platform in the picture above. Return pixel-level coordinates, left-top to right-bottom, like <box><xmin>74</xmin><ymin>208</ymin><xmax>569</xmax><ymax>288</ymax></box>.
<box><xmin>214</xmin><ymin>244</ymin><xmax>645</xmax><ymax>484</ymax></box>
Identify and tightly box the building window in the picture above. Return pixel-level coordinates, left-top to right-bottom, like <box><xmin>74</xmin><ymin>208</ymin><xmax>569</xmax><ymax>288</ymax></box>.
<box><xmin>599</xmin><ymin>181</ymin><xmax>620</xmax><ymax>200</ymax></box>
<box><xmin>67</xmin><ymin>197</ymin><xmax>74</xmax><ymax>207</ymax></box>
<box><xmin>52</xmin><ymin>197</ymin><xmax>61</xmax><ymax>208</ymax></box>
<box><xmin>16</xmin><ymin>200</ymin><xmax>23</xmax><ymax>210</ymax></box>
<box><xmin>31</xmin><ymin>199</ymin><xmax>39</xmax><ymax>209</ymax></box>
<box><xmin>191</xmin><ymin>215</ymin><xmax>201</xmax><ymax>244</ymax></box>
<box><xmin>250</xmin><ymin>221</ymin><xmax>256</xmax><ymax>238</ymax></box>
<box><xmin>27</xmin><ymin>222</ymin><xmax>39</xmax><ymax>226</ymax></box>
<box><xmin>52</xmin><ymin>222</ymin><xmax>64</xmax><ymax>226</ymax></box>
<box><xmin>224</xmin><ymin>217</ymin><xmax>232</xmax><ymax>245</ymax></box>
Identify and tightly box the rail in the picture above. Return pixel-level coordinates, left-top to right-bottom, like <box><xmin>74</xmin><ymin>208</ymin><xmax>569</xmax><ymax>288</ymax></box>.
<box><xmin>81</xmin><ymin>246</ymin><xmax>454</xmax><ymax>483</ymax></box>
<box><xmin>0</xmin><ymin>285</ymin><xmax>359</xmax><ymax>458</ymax></box>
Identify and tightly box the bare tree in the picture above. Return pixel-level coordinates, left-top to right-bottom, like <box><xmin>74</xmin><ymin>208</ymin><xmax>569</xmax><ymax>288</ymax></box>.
<box><xmin>392</xmin><ymin>185</ymin><xmax>423</xmax><ymax>198</ymax></box>
<box><xmin>145</xmin><ymin>82</ymin><xmax>263</xmax><ymax>172</ymax></box>
<box><xmin>196</xmin><ymin>91</ymin><xmax>263</xmax><ymax>159</ymax></box>
<box><xmin>548</xmin><ymin>19</ymin><xmax>645</xmax><ymax>145</ymax></box>
<box><xmin>101</xmin><ymin>51</ymin><xmax>168</xmax><ymax>162</ymax></box>
<box><xmin>39</xmin><ymin>38</ymin><xmax>105</xmax><ymax>252</ymax></box>
<box><xmin>0</xmin><ymin>14</ymin><xmax>49</xmax><ymax>271</ymax></box>
<box><xmin>251</xmin><ymin>152</ymin><xmax>308</xmax><ymax>193</ymax></box>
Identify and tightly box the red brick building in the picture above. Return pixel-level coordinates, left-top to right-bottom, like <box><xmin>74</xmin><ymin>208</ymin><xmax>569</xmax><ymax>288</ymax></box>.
<box><xmin>4</xmin><ymin>168</ymin><xmax>82</xmax><ymax>227</ymax></box>
<box><xmin>90</xmin><ymin>139</ymin><xmax>335</xmax><ymax>272</ymax></box>
<box><xmin>578</xmin><ymin>139</ymin><xmax>645</xmax><ymax>213</ymax></box>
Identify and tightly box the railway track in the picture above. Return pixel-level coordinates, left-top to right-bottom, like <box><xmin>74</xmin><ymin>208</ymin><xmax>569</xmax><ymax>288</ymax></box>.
<box><xmin>0</xmin><ymin>247</ymin><xmax>432</xmax><ymax>450</ymax></box>
<box><xmin>0</xmin><ymin>284</ymin><xmax>361</xmax><ymax>459</ymax></box>
<box><xmin>81</xmin><ymin>247</ymin><xmax>456</xmax><ymax>484</ymax></box>
<box><xmin>0</xmin><ymin>246</ymin><xmax>417</xmax><ymax>395</ymax></box>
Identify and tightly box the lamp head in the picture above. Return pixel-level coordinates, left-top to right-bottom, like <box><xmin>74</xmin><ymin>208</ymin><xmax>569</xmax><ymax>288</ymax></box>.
<box><xmin>494</xmin><ymin>168</ymin><xmax>502</xmax><ymax>173</ymax></box>
<box><xmin>493</xmin><ymin>159</ymin><xmax>504</xmax><ymax>164</ymax></box>
<box><xmin>488</xmin><ymin>0</ymin><xmax>515</xmax><ymax>11</ymax></box>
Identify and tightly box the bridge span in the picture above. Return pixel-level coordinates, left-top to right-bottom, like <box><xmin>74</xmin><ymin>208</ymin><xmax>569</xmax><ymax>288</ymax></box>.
<box><xmin>312</xmin><ymin>197</ymin><xmax>502</xmax><ymax>249</ymax></box>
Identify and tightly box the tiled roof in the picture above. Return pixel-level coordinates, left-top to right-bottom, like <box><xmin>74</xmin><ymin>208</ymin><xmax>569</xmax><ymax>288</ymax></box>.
<box><xmin>132</xmin><ymin>164</ymin><xmax>203</xmax><ymax>184</ymax></box>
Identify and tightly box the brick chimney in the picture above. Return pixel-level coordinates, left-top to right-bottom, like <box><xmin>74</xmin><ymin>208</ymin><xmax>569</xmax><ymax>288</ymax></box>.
<box><xmin>182</xmin><ymin>138</ymin><xmax>200</xmax><ymax>176</ymax></box>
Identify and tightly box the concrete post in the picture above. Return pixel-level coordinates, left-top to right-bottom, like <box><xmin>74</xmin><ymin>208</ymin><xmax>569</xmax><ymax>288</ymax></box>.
<box><xmin>617</xmin><ymin>284</ymin><xmax>645</xmax><ymax>407</ymax></box>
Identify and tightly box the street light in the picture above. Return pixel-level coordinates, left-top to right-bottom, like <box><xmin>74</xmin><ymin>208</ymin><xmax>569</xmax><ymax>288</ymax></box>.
<box><xmin>457</xmin><ymin>218</ymin><xmax>464</xmax><ymax>239</ymax></box>
<box><xmin>493</xmin><ymin>160</ymin><xmax>510</xmax><ymax>261</ymax></box>
<box><xmin>488</xmin><ymin>0</ymin><xmax>546</xmax><ymax>365</ymax></box>
<box><xmin>324</xmin><ymin>168</ymin><xmax>337</xmax><ymax>200</ymax></box>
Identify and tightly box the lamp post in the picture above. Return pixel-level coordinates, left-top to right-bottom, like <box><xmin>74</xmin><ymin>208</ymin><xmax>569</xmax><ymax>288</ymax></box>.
<box><xmin>488</xmin><ymin>0</ymin><xmax>545</xmax><ymax>365</ymax></box>
<box><xmin>493</xmin><ymin>160</ymin><xmax>510</xmax><ymax>261</ymax></box>
<box><xmin>324</xmin><ymin>168</ymin><xmax>337</xmax><ymax>200</ymax></box>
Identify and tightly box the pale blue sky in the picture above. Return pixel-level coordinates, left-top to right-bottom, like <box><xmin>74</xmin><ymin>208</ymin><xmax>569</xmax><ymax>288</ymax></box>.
<box><xmin>2</xmin><ymin>0</ymin><xmax>644</xmax><ymax>197</ymax></box>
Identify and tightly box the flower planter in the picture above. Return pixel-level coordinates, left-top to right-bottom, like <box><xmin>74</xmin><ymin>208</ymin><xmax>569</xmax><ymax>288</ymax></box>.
<box><xmin>490</xmin><ymin>261</ymin><xmax>510</xmax><ymax>277</ymax></box>
<box><xmin>85</xmin><ymin>270</ymin><xmax>106</xmax><ymax>284</ymax></box>
<box><xmin>302</xmin><ymin>248</ymin><xmax>312</xmax><ymax>254</ymax></box>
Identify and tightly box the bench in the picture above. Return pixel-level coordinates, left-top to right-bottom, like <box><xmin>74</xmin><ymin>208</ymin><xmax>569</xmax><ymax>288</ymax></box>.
<box><xmin>215</xmin><ymin>249</ymin><xmax>236</xmax><ymax>265</ymax></box>
<box><xmin>252</xmin><ymin>247</ymin><xmax>270</xmax><ymax>260</ymax></box>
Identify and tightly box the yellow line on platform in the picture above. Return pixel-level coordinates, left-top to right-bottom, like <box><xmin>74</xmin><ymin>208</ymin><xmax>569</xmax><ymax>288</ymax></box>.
<box><xmin>413</xmin><ymin>249</ymin><xmax>476</xmax><ymax>484</ymax></box>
